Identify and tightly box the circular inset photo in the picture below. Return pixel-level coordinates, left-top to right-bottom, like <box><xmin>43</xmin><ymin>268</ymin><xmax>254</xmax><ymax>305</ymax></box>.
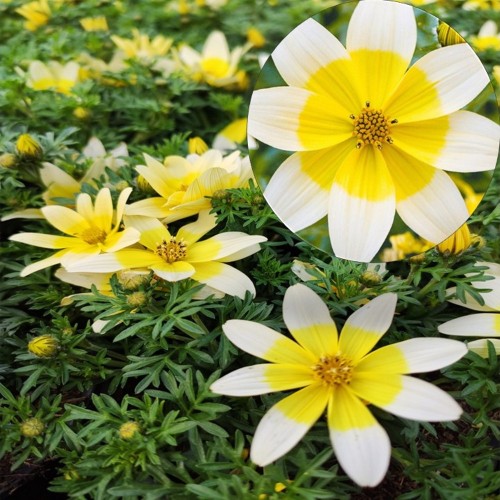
<box><xmin>247</xmin><ymin>0</ymin><xmax>500</xmax><ymax>263</ymax></box>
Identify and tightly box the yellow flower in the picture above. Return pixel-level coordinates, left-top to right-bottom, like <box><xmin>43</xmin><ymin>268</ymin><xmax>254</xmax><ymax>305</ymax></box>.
<box><xmin>20</xmin><ymin>417</ymin><xmax>45</xmax><ymax>437</ymax></box>
<box><xmin>211</xmin><ymin>284</ymin><xmax>466</xmax><ymax>486</ymax></box>
<box><xmin>248</xmin><ymin>1</ymin><xmax>499</xmax><ymax>262</ymax></box>
<box><xmin>26</xmin><ymin>60</ymin><xmax>82</xmax><ymax>94</ymax></box>
<box><xmin>471</xmin><ymin>21</ymin><xmax>500</xmax><ymax>51</ymax></box>
<box><xmin>66</xmin><ymin>211</ymin><xmax>266</xmax><ymax>298</ymax></box>
<box><xmin>247</xmin><ymin>27</ymin><xmax>266</xmax><ymax>48</ymax></box>
<box><xmin>15</xmin><ymin>0</ymin><xmax>50</xmax><ymax>31</ymax></box>
<box><xmin>111</xmin><ymin>29</ymin><xmax>173</xmax><ymax>63</ymax></box>
<box><xmin>10</xmin><ymin>187</ymin><xmax>140</xmax><ymax>277</ymax></box>
<box><xmin>119</xmin><ymin>421</ymin><xmax>140</xmax><ymax>439</ymax></box>
<box><xmin>437</xmin><ymin>22</ymin><xmax>466</xmax><ymax>47</ymax></box>
<box><xmin>381</xmin><ymin>232</ymin><xmax>433</xmax><ymax>262</ymax></box>
<box><xmin>176</xmin><ymin>31</ymin><xmax>250</xmax><ymax>88</ymax></box>
<box><xmin>0</xmin><ymin>153</ymin><xmax>16</xmax><ymax>168</ymax></box>
<box><xmin>80</xmin><ymin>16</ymin><xmax>108</xmax><ymax>32</ymax></box>
<box><xmin>125</xmin><ymin>149</ymin><xmax>253</xmax><ymax>223</ymax></box>
<box><xmin>16</xmin><ymin>133</ymin><xmax>43</xmax><ymax>158</ymax></box>
<box><xmin>439</xmin><ymin>262</ymin><xmax>500</xmax><ymax>356</ymax></box>
<box><xmin>28</xmin><ymin>335</ymin><xmax>59</xmax><ymax>357</ymax></box>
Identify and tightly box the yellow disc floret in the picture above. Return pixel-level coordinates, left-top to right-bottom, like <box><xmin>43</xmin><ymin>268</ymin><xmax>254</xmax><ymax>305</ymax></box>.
<box><xmin>79</xmin><ymin>226</ymin><xmax>107</xmax><ymax>245</ymax></box>
<box><xmin>351</xmin><ymin>102</ymin><xmax>396</xmax><ymax>150</ymax></box>
<box><xmin>156</xmin><ymin>237</ymin><xmax>187</xmax><ymax>263</ymax></box>
<box><xmin>312</xmin><ymin>354</ymin><xmax>353</xmax><ymax>386</ymax></box>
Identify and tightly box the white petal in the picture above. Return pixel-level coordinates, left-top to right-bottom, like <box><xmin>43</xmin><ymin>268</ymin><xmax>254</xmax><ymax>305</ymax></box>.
<box><xmin>272</xmin><ymin>18</ymin><xmax>356</xmax><ymax>112</ymax></box>
<box><xmin>210</xmin><ymin>365</ymin><xmax>274</xmax><ymax>396</ymax></box>
<box><xmin>380</xmin><ymin>375</ymin><xmax>463</xmax><ymax>421</ymax></box>
<box><xmin>393</xmin><ymin>337</ymin><xmax>467</xmax><ymax>372</ymax></box>
<box><xmin>264</xmin><ymin>143</ymin><xmax>353</xmax><ymax>232</ymax></box>
<box><xmin>438</xmin><ymin>313</ymin><xmax>500</xmax><ymax>337</ymax></box>
<box><xmin>328</xmin><ymin>148</ymin><xmax>395</xmax><ymax>263</ymax></box>
<box><xmin>386</xmin><ymin>44</ymin><xmax>490</xmax><ymax>123</ymax></box>
<box><xmin>222</xmin><ymin>319</ymin><xmax>314</xmax><ymax>364</ymax></box>
<box><xmin>467</xmin><ymin>339</ymin><xmax>500</xmax><ymax>357</ymax></box>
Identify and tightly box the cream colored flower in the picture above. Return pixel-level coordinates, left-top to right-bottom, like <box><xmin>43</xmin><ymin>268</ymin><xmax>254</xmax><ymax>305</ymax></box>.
<box><xmin>111</xmin><ymin>29</ymin><xmax>173</xmax><ymax>63</ymax></box>
<box><xmin>125</xmin><ymin>149</ymin><xmax>253</xmax><ymax>223</ymax></box>
<box><xmin>26</xmin><ymin>60</ymin><xmax>83</xmax><ymax>94</ymax></box>
<box><xmin>471</xmin><ymin>20</ymin><xmax>500</xmax><ymax>51</ymax></box>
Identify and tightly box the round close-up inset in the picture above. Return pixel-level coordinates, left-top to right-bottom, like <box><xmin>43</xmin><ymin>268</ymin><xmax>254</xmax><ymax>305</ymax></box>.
<box><xmin>247</xmin><ymin>0</ymin><xmax>500</xmax><ymax>263</ymax></box>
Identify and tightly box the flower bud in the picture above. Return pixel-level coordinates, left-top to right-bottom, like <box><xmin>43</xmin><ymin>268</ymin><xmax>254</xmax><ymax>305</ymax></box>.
<box><xmin>360</xmin><ymin>270</ymin><xmax>382</xmax><ymax>287</ymax></box>
<box><xmin>136</xmin><ymin>174</ymin><xmax>155</xmax><ymax>194</ymax></box>
<box><xmin>119</xmin><ymin>421</ymin><xmax>140</xmax><ymax>439</ymax></box>
<box><xmin>437</xmin><ymin>224</ymin><xmax>471</xmax><ymax>256</ymax></box>
<box><xmin>73</xmin><ymin>106</ymin><xmax>91</xmax><ymax>119</ymax></box>
<box><xmin>117</xmin><ymin>269</ymin><xmax>150</xmax><ymax>290</ymax></box>
<box><xmin>247</xmin><ymin>27</ymin><xmax>266</xmax><ymax>48</ymax></box>
<box><xmin>188</xmin><ymin>137</ymin><xmax>209</xmax><ymax>155</ymax></box>
<box><xmin>126</xmin><ymin>291</ymin><xmax>148</xmax><ymax>308</ymax></box>
<box><xmin>20</xmin><ymin>417</ymin><xmax>44</xmax><ymax>437</ymax></box>
<box><xmin>28</xmin><ymin>335</ymin><xmax>59</xmax><ymax>357</ymax></box>
<box><xmin>16</xmin><ymin>134</ymin><xmax>43</xmax><ymax>159</ymax></box>
<box><xmin>0</xmin><ymin>153</ymin><xmax>16</xmax><ymax>168</ymax></box>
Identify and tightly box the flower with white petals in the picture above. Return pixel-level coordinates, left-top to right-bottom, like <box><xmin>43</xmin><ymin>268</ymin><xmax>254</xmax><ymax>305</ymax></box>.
<box><xmin>65</xmin><ymin>211</ymin><xmax>266</xmax><ymax>298</ymax></box>
<box><xmin>248</xmin><ymin>0</ymin><xmax>499</xmax><ymax>262</ymax></box>
<box><xmin>211</xmin><ymin>284</ymin><xmax>466</xmax><ymax>487</ymax></box>
<box><xmin>439</xmin><ymin>262</ymin><xmax>500</xmax><ymax>356</ymax></box>
<box><xmin>10</xmin><ymin>188</ymin><xmax>140</xmax><ymax>277</ymax></box>
<box><xmin>125</xmin><ymin>149</ymin><xmax>253</xmax><ymax>223</ymax></box>
<box><xmin>26</xmin><ymin>60</ymin><xmax>83</xmax><ymax>94</ymax></box>
<box><xmin>176</xmin><ymin>31</ymin><xmax>249</xmax><ymax>88</ymax></box>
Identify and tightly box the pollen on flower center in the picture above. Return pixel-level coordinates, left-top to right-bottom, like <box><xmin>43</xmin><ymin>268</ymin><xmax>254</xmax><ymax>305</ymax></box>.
<box><xmin>80</xmin><ymin>226</ymin><xmax>107</xmax><ymax>244</ymax></box>
<box><xmin>350</xmin><ymin>102</ymin><xmax>397</xmax><ymax>150</ymax></box>
<box><xmin>312</xmin><ymin>354</ymin><xmax>353</xmax><ymax>386</ymax></box>
<box><xmin>155</xmin><ymin>237</ymin><xmax>187</xmax><ymax>263</ymax></box>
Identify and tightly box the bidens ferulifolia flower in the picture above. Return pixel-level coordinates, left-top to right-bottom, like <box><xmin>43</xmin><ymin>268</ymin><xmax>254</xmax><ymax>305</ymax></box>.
<box><xmin>211</xmin><ymin>284</ymin><xmax>466</xmax><ymax>487</ymax></box>
<box><xmin>125</xmin><ymin>150</ymin><xmax>253</xmax><ymax>223</ymax></box>
<box><xmin>10</xmin><ymin>188</ymin><xmax>140</xmax><ymax>277</ymax></box>
<box><xmin>248</xmin><ymin>0</ymin><xmax>499</xmax><ymax>262</ymax></box>
<box><xmin>439</xmin><ymin>262</ymin><xmax>500</xmax><ymax>356</ymax></box>
<box><xmin>65</xmin><ymin>211</ymin><xmax>266</xmax><ymax>298</ymax></box>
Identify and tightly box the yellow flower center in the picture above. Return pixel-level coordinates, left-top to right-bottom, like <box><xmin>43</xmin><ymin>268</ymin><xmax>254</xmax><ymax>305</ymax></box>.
<box><xmin>351</xmin><ymin>102</ymin><xmax>397</xmax><ymax>150</ymax></box>
<box><xmin>156</xmin><ymin>237</ymin><xmax>187</xmax><ymax>263</ymax></box>
<box><xmin>80</xmin><ymin>226</ymin><xmax>107</xmax><ymax>244</ymax></box>
<box><xmin>312</xmin><ymin>354</ymin><xmax>353</xmax><ymax>386</ymax></box>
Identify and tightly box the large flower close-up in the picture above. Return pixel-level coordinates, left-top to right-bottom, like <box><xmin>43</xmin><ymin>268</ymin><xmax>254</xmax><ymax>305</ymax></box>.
<box><xmin>10</xmin><ymin>187</ymin><xmax>140</xmax><ymax>276</ymax></box>
<box><xmin>65</xmin><ymin>211</ymin><xmax>267</xmax><ymax>298</ymax></box>
<box><xmin>211</xmin><ymin>284</ymin><xmax>467</xmax><ymax>487</ymax></box>
<box><xmin>248</xmin><ymin>0</ymin><xmax>499</xmax><ymax>262</ymax></box>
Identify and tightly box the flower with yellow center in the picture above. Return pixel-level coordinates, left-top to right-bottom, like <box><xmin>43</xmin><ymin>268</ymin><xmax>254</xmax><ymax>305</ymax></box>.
<box><xmin>10</xmin><ymin>188</ymin><xmax>140</xmax><ymax>277</ymax></box>
<box><xmin>211</xmin><ymin>284</ymin><xmax>466</xmax><ymax>486</ymax></box>
<box><xmin>15</xmin><ymin>0</ymin><xmax>50</xmax><ymax>31</ymax></box>
<box><xmin>439</xmin><ymin>262</ymin><xmax>500</xmax><ymax>356</ymax></box>
<box><xmin>212</xmin><ymin>118</ymin><xmax>248</xmax><ymax>151</ymax></box>
<box><xmin>176</xmin><ymin>31</ymin><xmax>250</xmax><ymax>88</ymax></box>
<box><xmin>80</xmin><ymin>16</ymin><xmax>108</xmax><ymax>32</ymax></box>
<box><xmin>66</xmin><ymin>211</ymin><xmax>266</xmax><ymax>298</ymax></box>
<box><xmin>463</xmin><ymin>0</ymin><xmax>500</xmax><ymax>9</ymax></box>
<box><xmin>26</xmin><ymin>60</ymin><xmax>83</xmax><ymax>94</ymax></box>
<box><xmin>125</xmin><ymin>149</ymin><xmax>253</xmax><ymax>223</ymax></box>
<box><xmin>248</xmin><ymin>1</ymin><xmax>499</xmax><ymax>262</ymax></box>
<box><xmin>28</xmin><ymin>335</ymin><xmax>59</xmax><ymax>357</ymax></box>
<box><xmin>111</xmin><ymin>29</ymin><xmax>173</xmax><ymax>63</ymax></box>
<box><xmin>471</xmin><ymin>20</ymin><xmax>500</xmax><ymax>51</ymax></box>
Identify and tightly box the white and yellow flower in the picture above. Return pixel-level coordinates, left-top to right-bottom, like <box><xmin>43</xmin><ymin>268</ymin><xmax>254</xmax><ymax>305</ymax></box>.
<box><xmin>26</xmin><ymin>60</ymin><xmax>83</xmax><ymax>94</ymax></box>
<box><xmin>10</xmin><ymin>188</ymin><xmax>140</xmax><ymax>277</ymax></box>
<box><xmin>212</xmin><ymin>118</ymin><xmax>248</xmax><ymax>151</ymax></box>
<box><xmin>211</xmin><ymin>284</ymin><xmax>466</xmax><ymax>486</ymax></box>
<box><xmin>471</xmin><ymin>20</ymin><xmax>500</xmax><ymax>51</ymax></box>
<box><xmin>248</xmin><ymin>1</ymin><xmax>499</xmax><ymax>262</ymax></box>
<box><xmin>125</xmin><ymin>149</ymin><xmax>253</xmax><ymax>223</ymax></box>
<box><xmin>439</xmin><ymin>262</ymin><xmax>500</xmax><ymax>356</ymax></box>
<box><xmin>176</xmin><ymin>31</ymin><xmax>249</xmax><ymax>88</ymax></box>
<box><xmin>65</xmin><ymin>211</ymin><xmax>266</xmax><ymax>298</ymax></box>
<box><xmin>80</xmin><ymin>16</ymin><xmax>108</xmax><ymax>32</ymax></box>
<box><xmin>111</xmin><ymin>29</ymin><xmax>173</xmax><ymax>63</ymax></box>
